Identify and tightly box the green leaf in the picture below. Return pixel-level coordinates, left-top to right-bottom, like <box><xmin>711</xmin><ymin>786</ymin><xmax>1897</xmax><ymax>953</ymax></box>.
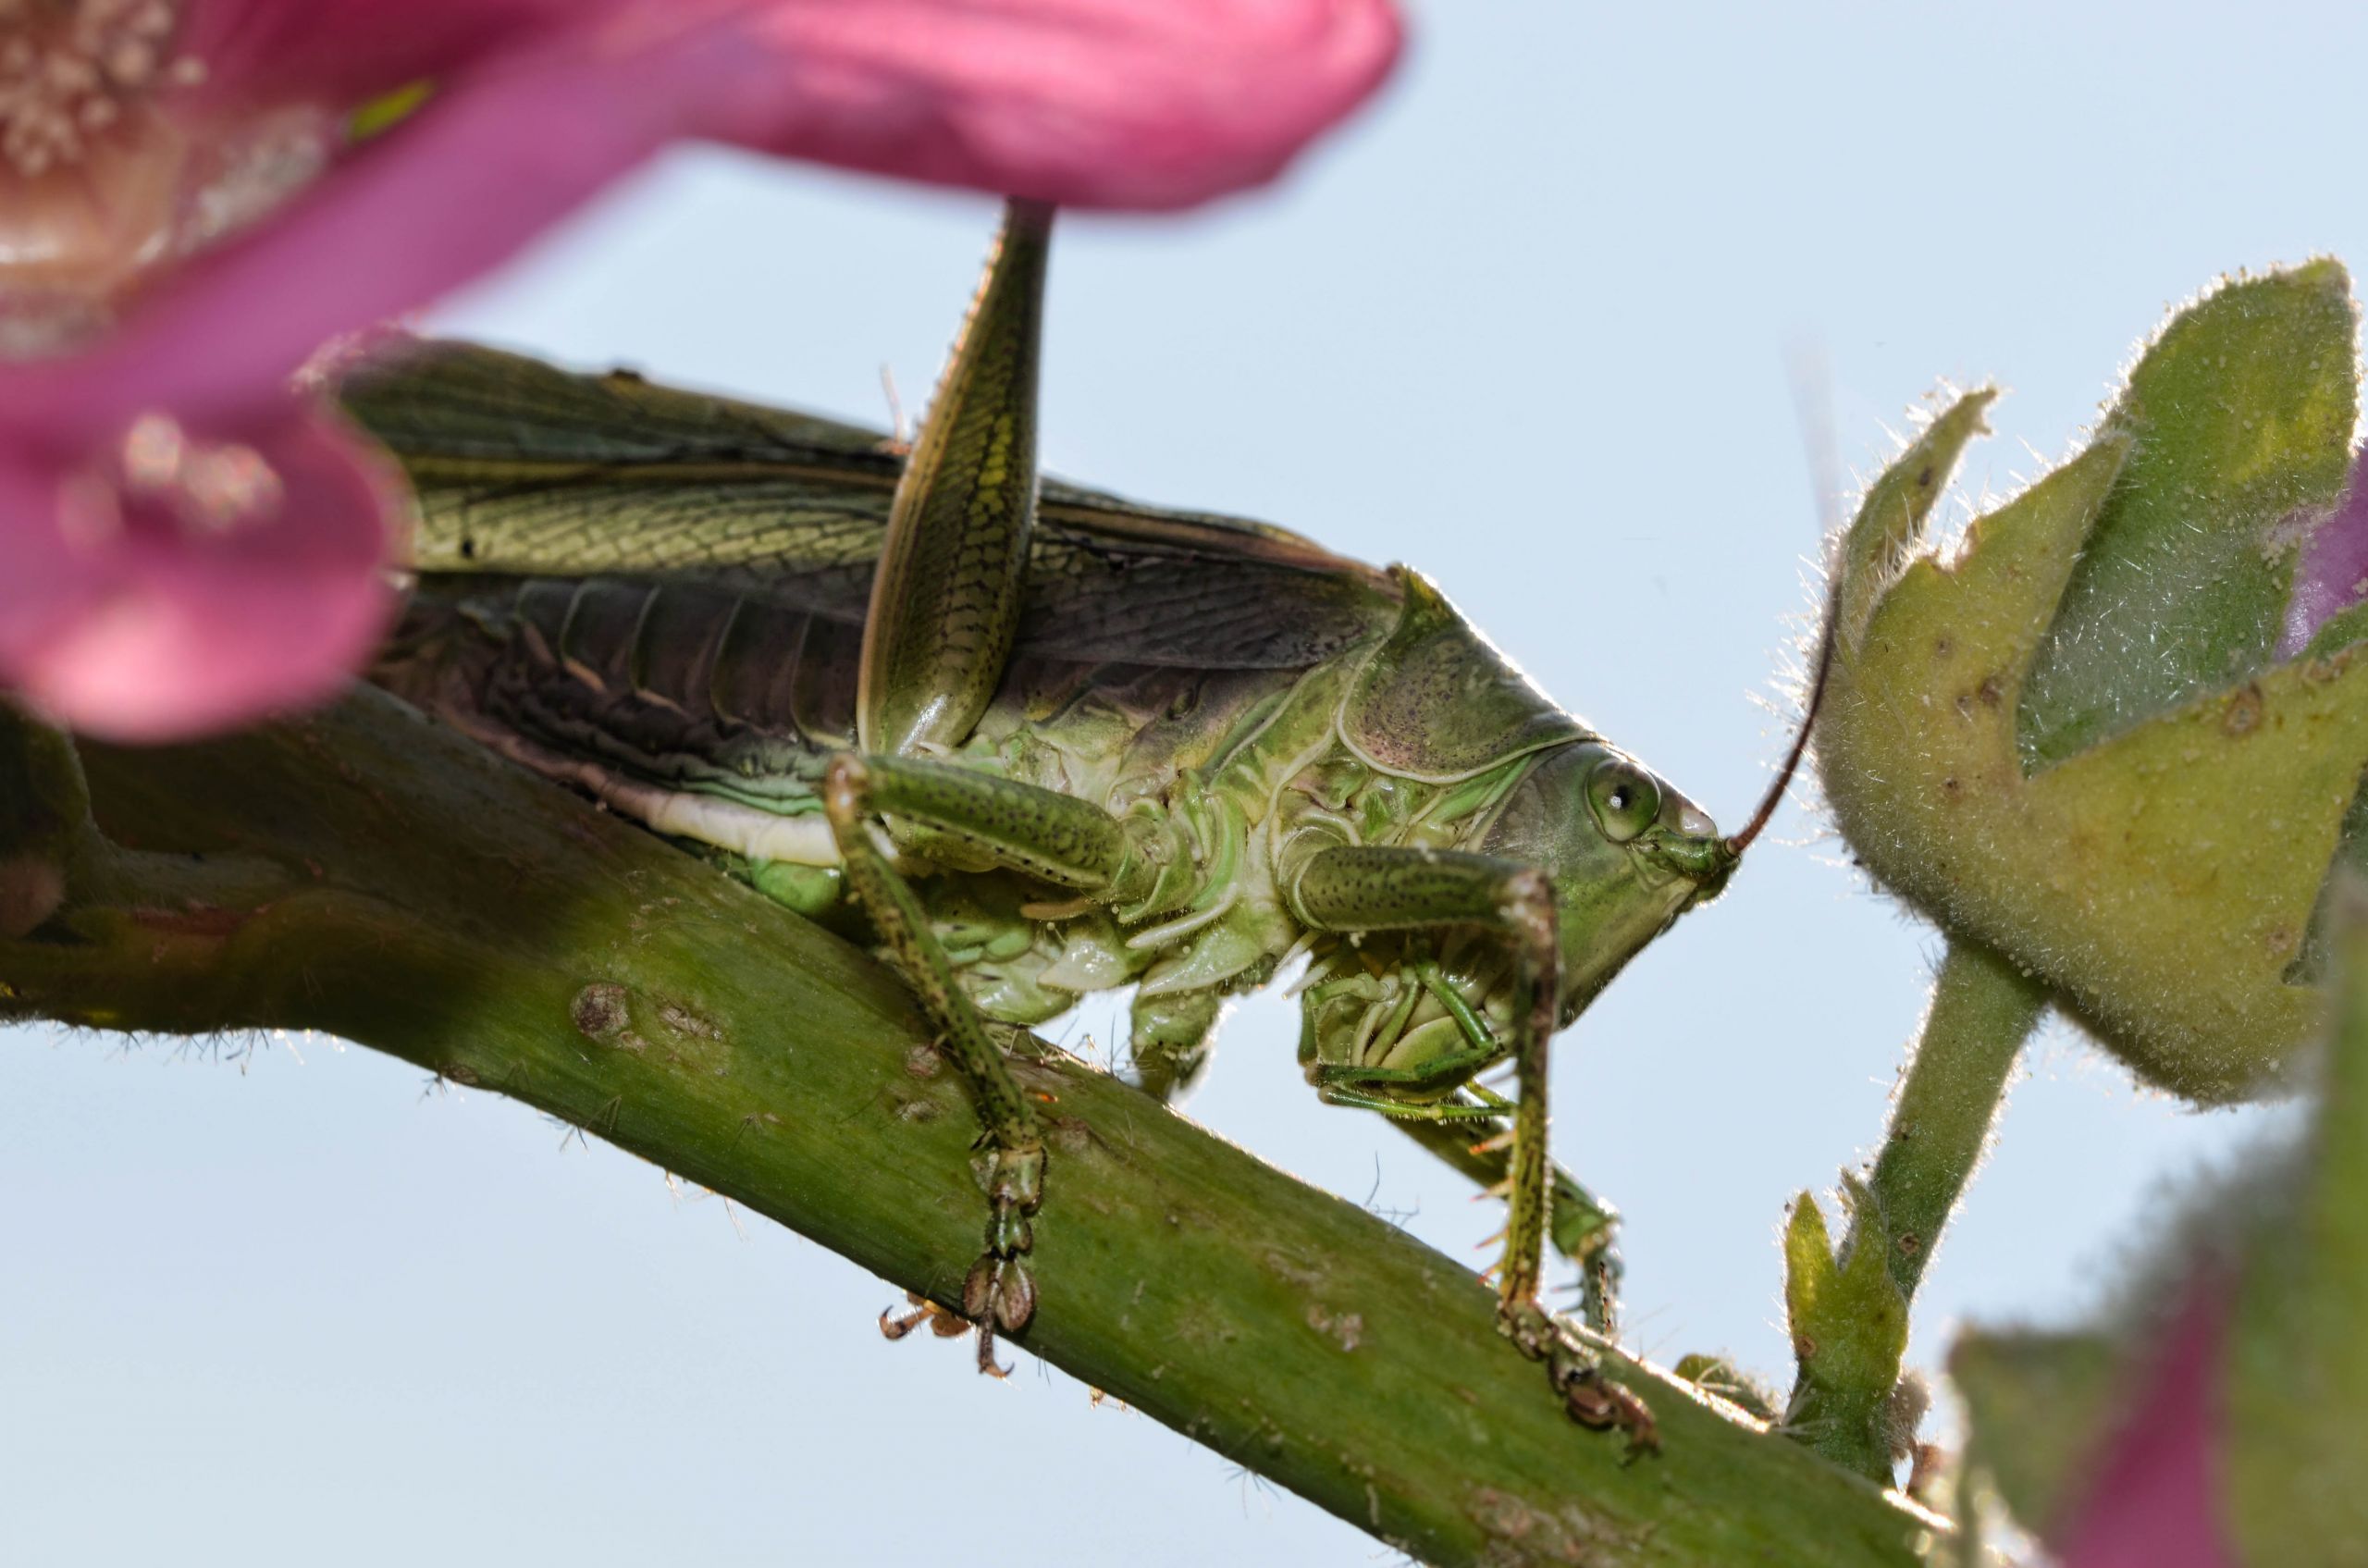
<box><xmin>1782</xmin><ymin>1180</ymin><xmax>1910</xmax><ymax>1480</ymax></box>
<box><xmin>1673</xmin><ymin>1354</ymin><xmax>1781</xmax><ymax>1424</ymax></box>
<box><xmin>1948</xmin><ymin>1327</ymin><xmax>2121</xmax><ymax>1539</ymax></box>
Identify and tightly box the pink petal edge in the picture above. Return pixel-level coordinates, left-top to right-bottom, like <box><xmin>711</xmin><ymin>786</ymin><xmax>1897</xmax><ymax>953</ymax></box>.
<box><xmin>0</xmin><ymin>411</ymin><xmax>401</xmax><ymax>743</ymax></box>
<box><xmin>2056</xmin><ymin>1284</ymin><xmax>2239</xmax><ymax>1568</ymax></box>
<box><xmin>174</xmin><ymin>0</ymin><xmax>607</xmax><ymax>117</ymax></box>
<box><xmin>694</xmin><ymin>0</ymin><xmax>1405</xmax><ymax>210</ymax></box>
<box><xmin>2287</xmin><ymin>468</ymin><xmax>2368</xmax><ymax>655</ymax></box>
<box><xmin>8</xmin><ymin>0</ymin><xmax>1401</xmax><ymax>439</ymax></box>
<box><xmin>1</xmin><ymin>0</ymin><xmax>1404</xmax><ymax>741</ymax></box>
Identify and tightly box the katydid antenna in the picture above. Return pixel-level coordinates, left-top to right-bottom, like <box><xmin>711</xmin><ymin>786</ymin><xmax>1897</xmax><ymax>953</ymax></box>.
<box><xmin>1724</xmin><ymin>340</ymin><xmax>1844</xmax><ymax>858</ymax></box>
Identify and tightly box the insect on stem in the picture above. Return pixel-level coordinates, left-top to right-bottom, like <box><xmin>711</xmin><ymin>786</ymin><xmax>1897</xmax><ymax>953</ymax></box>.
<box><xmin>1722</xmin><ymin>595</ymin><xmax>1837</xmax><ymax>858</ymax></box>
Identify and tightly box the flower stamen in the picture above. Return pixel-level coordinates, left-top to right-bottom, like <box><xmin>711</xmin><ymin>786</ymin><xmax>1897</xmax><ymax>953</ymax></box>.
<box><xmin>111</xmin><ymin>411</ymin><xmax>284</xmax><ymax>540</ymax></box>
<box><xmin>0</xmin><ymin>0</ymin><xmax>200</xmax><ymax>178</ymax></box>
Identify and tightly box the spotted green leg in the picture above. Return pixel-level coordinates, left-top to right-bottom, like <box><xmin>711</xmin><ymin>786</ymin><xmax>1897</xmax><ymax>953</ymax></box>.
<box><xmin>1286</xmin><ymin>844</ymin><xmax>1643</xmax><ymax>1434</ymax></box>
<box><xmin>835</xmin><ymin>199</ymin><xmax>1087</xmax><ymax>1373</ymax></box>
<box><xmin>826</xmin><ymin>753</ymin><xmax>1137</xmax><ymax>1372</ymax></box>
<box><xmin>1388</xmin><ymin>1108</ymin><xmax>1624</xmax><ymax>1337</ymax></box>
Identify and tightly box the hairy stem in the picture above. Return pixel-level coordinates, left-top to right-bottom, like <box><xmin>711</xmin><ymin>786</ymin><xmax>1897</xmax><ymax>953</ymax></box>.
<box><xmin>0</xmin><ymin>693</ymin><xmax>1929</xmax><ymax>1567</ymax></box>
<box><xmin>1782</xmin><ymin>937</ymin><xmax>2046</xmax><ymax>1480</ymax></box>
<box><xmin>1870</xmin><ymin>938</ymin><xmax>2049</xmax><ymax>1298</ymax></box>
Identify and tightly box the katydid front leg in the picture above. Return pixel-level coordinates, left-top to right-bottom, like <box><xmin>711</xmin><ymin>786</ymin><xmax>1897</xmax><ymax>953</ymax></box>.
<box><xmin>1288</xmin><ymin>847</ymin><xmax>1559</xmax><ymax>1300</ymax></box>
<box><xmin>1287</xmin><ymin>845</ymin><xmax>1651</xmax><ymax>1440</ymax></box>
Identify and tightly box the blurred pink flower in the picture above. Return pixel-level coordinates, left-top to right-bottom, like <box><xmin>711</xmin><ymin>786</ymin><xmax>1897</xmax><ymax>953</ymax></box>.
<box><xmin>2055</xmin><ymin>1285</ymin><xmax>2238</xmax><ymax>1568</ymax></box>
<box><xmin>0</xmin><ymin>0</ymin><xmax>1400</xmax><ymax>741</ymax></box>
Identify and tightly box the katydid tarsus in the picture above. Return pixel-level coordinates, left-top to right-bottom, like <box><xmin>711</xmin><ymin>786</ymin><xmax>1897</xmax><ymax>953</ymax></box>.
<box><xmin>353</xmin><ymin>200</ymin><xmax>1823</xmax><ymax>1446</ymax></box>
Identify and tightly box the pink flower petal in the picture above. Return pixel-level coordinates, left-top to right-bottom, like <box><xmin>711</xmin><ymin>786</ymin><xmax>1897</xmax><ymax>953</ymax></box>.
<box><xmin>690</xmin><ymin>0</ymin><xmax>1404</xmax><ymax>210</ymax></box>
<box><xmin>0</xmin><ymin>31</ymin><xmax>690</xmax><ymax>442</ymax></box>
<box><xmin>6</xmin><ymin>0</ymin><xmax>1401</xmax><ymax>442</ymax></box>
<box><xmin>2058</xmin><ymin>1285</ymin><xmax>2239</xmax><ymax>1568</ymax></box>
<box><xmin>0</xmin><ymin>411</ymin><xmax>399</xmax><ymax>742</ymax></box>
<box><xmin>1</xmin><ymin>0</ymin><xmax>1402</xmax><ymax>740</ymax></box>
<box><xmin>174</xmin><ymin>0</ymin><xmax>602</xmax><ymax>117</ymax></box>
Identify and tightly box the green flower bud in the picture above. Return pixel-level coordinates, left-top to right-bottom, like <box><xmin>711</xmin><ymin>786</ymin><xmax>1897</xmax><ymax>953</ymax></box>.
<box><xmin>1821</xmin><ymin>263</ymin><xmax>2368</xmax><ymax>1102</ymax></box>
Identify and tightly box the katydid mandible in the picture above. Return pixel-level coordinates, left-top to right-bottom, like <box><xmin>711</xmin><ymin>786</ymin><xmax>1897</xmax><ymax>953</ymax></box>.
<box><xmin>351</xmin><ymin>201</ymin><xmax>1819</xmax><ymax>1442</ymax></box>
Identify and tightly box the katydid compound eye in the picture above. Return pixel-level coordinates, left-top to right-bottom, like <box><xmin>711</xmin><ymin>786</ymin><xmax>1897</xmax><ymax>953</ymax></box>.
<box><xmin>1586</xmin><ymin>758</ymin><xmax>1661</xmax><ymax>843</ymax></box>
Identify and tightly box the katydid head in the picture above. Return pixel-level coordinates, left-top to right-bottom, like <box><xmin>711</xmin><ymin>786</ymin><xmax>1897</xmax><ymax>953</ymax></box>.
<box><xmin>1498</xmin><ymin>586</ymin><xmax>1836</xmax><ymax>1031</ymax></box>
<box><xmin>1293</xmin><ymin>623</ymin><xmax>1831</xmax><ymax>1108</ymax></box>
<box><xmin>1511</xmin><ymin>585</ymin><xmax>1840</xmax><ymax>971</ymax></box>
<box><xmin>1483</xmin><ymin>740</ymin><xmax>1736</xmax><ymax>1022</ymax></box>
<box><xmin>1295</xmin><ymin>560</ymin><xmax>1832</xmax><ymax>1108</ymax></box>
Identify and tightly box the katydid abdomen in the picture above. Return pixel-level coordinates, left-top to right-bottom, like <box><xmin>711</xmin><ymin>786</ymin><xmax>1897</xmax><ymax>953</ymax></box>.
<box><xmin>382</xmin><ymin>562</ymin><xmax>1349</xmax><ymax>1044</ymax></box>
<box><xmin>384</xmin><ymin>548</ymin><xmax>1583</xmax><ymax>1075</ymax></box>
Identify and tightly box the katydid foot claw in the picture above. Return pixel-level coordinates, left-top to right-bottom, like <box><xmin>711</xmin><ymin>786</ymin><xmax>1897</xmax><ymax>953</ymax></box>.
<box><xmin>967</xmin><ymin>1141</ymin><xmax>1044</xmax><ymax>1319</ymax></box>
<box><xmin>1558</xmin><ymin>1364</ymin><xmax>1659</xmax><ymax>1460</ymax></box>
<box><xmin>1496</xmin><ymin>1298</ymin><xmax>1661</xmax><ymax>1458</ymax></box>
<box><xmin>879</xmin><ymin>1144</ymin><xmax>1044</xmax><ymax>1377</ymax></box>
<box><xmin>878</xmin><ymin>1290</ymin><xmax>1016</xmax><ymax>1377</ymax></box>
<box><xmin>962</xmin><ymin>1251</ymin><xmax>1038</xmax><ymax>1333</ymax></box>
<box><xmin>961</xmin><ymin>1143</ymin><xmax>1044</xmax><ymax>1376</ymax></box>
<box><xmin>875</xmin><ymin>1144</ymin><xmax>1046</xmax><ymax>1379</ymax></box>
<box><xmin>959</xmin><ymin>1253</ymin><xmax>1036</xmax><ymax>1379</ymax></box>
<box><xmin>879</xmin><ymin>1291</ymin><xmax>973</xmax><ymax>1341</ymax></box>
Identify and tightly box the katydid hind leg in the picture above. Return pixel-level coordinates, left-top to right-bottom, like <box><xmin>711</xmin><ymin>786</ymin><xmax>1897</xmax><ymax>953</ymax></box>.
<box><xmin>831</xmin><ymin>199</ymin><xmax>1078</xmax><ymax>1371</ymax></box>
<box><xmin>857</xmin><ymin>198</ymin><xmax>1054</xmax><ymax>760</ymax></box>
<box><xmin>1288</xmin><ymin>846</ymin><xmax>1560</xmax><ymax>1302</ymax></box>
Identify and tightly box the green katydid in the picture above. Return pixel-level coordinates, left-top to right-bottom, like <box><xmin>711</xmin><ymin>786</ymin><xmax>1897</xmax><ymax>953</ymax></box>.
<box><xmin>347</xmin><ymin>200</ymin><xmax>1819</xmax><ymax>1445</ymax></box>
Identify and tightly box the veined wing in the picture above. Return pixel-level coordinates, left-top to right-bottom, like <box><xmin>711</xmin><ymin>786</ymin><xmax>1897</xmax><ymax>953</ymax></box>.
<box><xmin>342</xmin><ymin>340</ymin><xmax>1399</xmax><ymax>670</ymax></box>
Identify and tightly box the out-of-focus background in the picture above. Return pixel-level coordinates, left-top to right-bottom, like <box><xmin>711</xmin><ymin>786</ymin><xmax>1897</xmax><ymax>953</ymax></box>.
<box><xmin>3</xmin><ymin>4</ymin><xmax>2344</xmax><ymax>1562</ymax></box>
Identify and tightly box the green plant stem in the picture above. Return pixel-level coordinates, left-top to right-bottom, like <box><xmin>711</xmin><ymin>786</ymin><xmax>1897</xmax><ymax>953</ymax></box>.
<box><xmin>0</xmin><ymin>692</ymin><xmax>1930</xmax><ymax>1567</ymax></box>
<box><xmin>1870</xmin><ymin>938</ymin><xmax>2049</xmax><ymax>1298</ymax></box>
<box><xmin>1782</xmin><ymin>937</ymin><xmax>2045</xmax><ymax>1481</ymax></box>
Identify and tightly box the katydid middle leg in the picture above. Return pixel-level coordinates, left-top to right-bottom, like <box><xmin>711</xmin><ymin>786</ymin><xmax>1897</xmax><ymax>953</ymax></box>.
<box><xmin>1286</xmin><ymin>844</ymin><xmax>1650</xmax><ymax>1438</ymax></box>
<box><xmin>825</xmin><ymin>752</ymin><xmax>1138</xmax><ymax>1371</ymax></box>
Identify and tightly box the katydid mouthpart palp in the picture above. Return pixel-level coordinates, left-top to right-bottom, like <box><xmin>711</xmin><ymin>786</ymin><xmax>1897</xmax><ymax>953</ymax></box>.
<box><xmin>349</xmin><ymin>199</ymin><xmax>1826</xmax><ymax>1446</ymax></box>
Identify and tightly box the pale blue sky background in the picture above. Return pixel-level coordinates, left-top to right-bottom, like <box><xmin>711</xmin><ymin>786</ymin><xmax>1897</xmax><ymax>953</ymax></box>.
<box><xmin>2</xmin><ymin>4</ymin><xmax>2351</xmax><ymax>1562</ymax></box>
